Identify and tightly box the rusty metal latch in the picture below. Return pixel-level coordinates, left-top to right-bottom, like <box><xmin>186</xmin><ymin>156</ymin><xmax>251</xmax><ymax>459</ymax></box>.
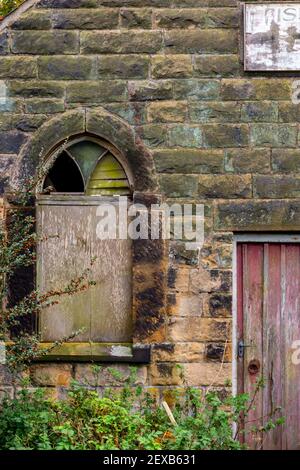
<box><xmin>238</xmin><ymin>339</ymin><xmax>251</xmax><ymax>359</ymax></box>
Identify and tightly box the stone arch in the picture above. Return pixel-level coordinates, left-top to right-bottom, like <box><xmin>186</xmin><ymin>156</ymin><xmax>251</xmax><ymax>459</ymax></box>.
<box><xmin>12</xmin><ymin>108</ymin><xmax>158</xmax><ymax>193</ymax></box>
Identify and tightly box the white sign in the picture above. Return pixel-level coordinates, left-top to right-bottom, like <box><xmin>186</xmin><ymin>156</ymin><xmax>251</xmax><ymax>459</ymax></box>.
<box><xmin>244</xmin><ymin>3</ymin><xmax>300</xmax><ymax>71</ymax></box>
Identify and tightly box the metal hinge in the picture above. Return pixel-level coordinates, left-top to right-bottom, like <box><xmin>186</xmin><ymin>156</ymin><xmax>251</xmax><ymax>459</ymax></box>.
<box><xmin>238</xmin><ymin>339</ymin><xmax>252</xmax><ymax>358</ymax></box>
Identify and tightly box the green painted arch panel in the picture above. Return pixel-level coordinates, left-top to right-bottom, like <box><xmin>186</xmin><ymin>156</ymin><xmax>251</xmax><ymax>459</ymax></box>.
<box><xmin>43</xmin><ymin>139</ymin><xmax>131</xmax><ymax>195</ymax></box>
<box><xmin>86</xmin><ymin>153</ymin><xmax>130</xmax><ymax>196</ymax></box>
<box><xmin>68</xmin><ymin>140</ymin><xmax>106</xmax><ymax>184</ymax></box>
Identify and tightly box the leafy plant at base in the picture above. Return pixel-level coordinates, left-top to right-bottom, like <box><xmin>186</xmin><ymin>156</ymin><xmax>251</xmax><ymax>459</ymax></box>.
<box><xmin>0</xmin><ymin>370</ymin><xmax>285</xmax><ymax>450</ymax></box>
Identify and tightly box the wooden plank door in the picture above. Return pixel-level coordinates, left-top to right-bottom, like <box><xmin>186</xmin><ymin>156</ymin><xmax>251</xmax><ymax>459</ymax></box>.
<box><xmin>36</xmin><ymin>196</ymin><xmax>133</xmax><ymax>343</ymax></box>
<box><xmin>237</xmin><ymin>242</ymin><xmax>300</xmax><ymax>450</ymax></box>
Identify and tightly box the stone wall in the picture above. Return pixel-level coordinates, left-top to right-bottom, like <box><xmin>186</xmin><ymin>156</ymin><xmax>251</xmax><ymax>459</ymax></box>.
<box><xmin>1</xmin><ymin>0</ymin><xmax>300</xmax><ymax>401</ymax></box>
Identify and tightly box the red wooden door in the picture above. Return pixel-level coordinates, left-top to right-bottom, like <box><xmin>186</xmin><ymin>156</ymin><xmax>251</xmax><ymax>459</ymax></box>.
<box><xmin>237</xmin><ymin>243</ymin><xmax>300</xmax><ymax>450</ymax></box>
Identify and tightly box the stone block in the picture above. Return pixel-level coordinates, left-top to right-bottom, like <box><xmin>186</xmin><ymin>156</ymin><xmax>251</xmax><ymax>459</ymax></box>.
<box><xmin>241</xmin><ymin>101</ymin><xmax>278</xmax><ymax>122</ymax></box>
<box><xmin>167</xmin><ymin>293</ymin><xmax>204</xmax><ymax>317</ymax></box>
<box><xmin>81</xmin><ymin>31</ymin><xmax>163</xmax><ymax>53</ymax></box>
<box><xmin>120</xmin><ymin>8</ymin><xmax>152</xmax><ymax>29</ymax></box>
<box><xmin>202</xmin><ymin>124</ymin><xmax>249</xmax><ymax>147</ymax></box>
<box><xmin>0</xmin><ymin>132</ymin><xmax>26</xmax><ymax>153</ymax></box>
<box><xmin>155</xmin><ymin>8</ymin><xmax>239</xmax><ymax>29</ymax></box>
<box><xmin>222</xmin><ymin>79</ymin><xmax>291</xmax><ymax>101</ymax></box>
<box><xmin>250</xmin><ymin>124</ymin><xmax>297</xmax><ymax>148</ymax></box>
<box><xmin>189</xmin><ymin>101</ymin><xmax>240</xmax><ymax>122</ymax></box>
<box><xmin>200</xmin><ymin>243</ymin><xmax>232</xmax><ymax>270</ymax></box>
<box><xmin>103</xmin><ymin>102</ymin><xmax>146</xmax><ymax>125</ymax></box>
<box><xmin>168</xmin><ymin>317</ymin><xmax>231</xmax><ymax>342</ymax></box>
<box><xmin>272</xmin><ymin>149</ymin><xmax>300</xmax><ymax>173</ymax></box>
<box><xmin>11</xmin><ymin>31</ymin><xmax>79</xmax><ymax>54</ymax></box>
<box><xmin>252</xmin><ymin>79</ymin><xmax>292</xmax><ymax>101</ymax></box>
<box><xmin>169</xmin><ymin>241</ymin><xmax>200</xmax><ymax>266</ymax></box>
<box><xmin>25</xmin><ymin>99</ymin><xmax>65</xmax><ymax>114</ymax></box>
<box><xmin>152</xmin><ymin>342</ymin><xmax>205</xmax><ymax>362</ymax></box>
<box><xmin>52</xmin><ymin>8</ymin><xmax>119</xmax><ymax>28</ymax></box>
<box><xmin>168</xmin><ymin>266</ymin><xmax>191</xmax><ymax>292</ymax></box>
<box><xmin>75</xmin><ymin>364</ymin><xmax>147</xmax><ymax>386</ymax></box>
<box><xmin>173</xmin><ymin>79</ymin><xmax>220</xmax><ymax>100</ymax></box>
<box><xmin>147</xmin><ymin>101</ymin><xmax>187</xmax><ymax>123</ymax></box>
<box><xmin>194</xmin><ymin>54</ymin><xmax>239</xmax><ymax>77</ymax></box>
<box><xmin>10</xmin><ymin>10</ymin><xmax>52</xmax><ymax>29</ymax></box>
<box><xmin>182</xmin><ymin>362</ymin><xmax>231</xmax><ymax>386</ymax></box>
<box><xmin>153</xmin><ymin>149</ymin><xmax>223</xmax><ymax>174</ymax></box>
<box><xmin>225</xmin><ymin>148</ymin><xmax>270</xmax><ymax>174</ymax></box>
<box><xmin>0</xmin><ymin>114</ymin><xmax>47</xmax><ymax>132</ymax></box>
<box><xmin>221</xmin><ymin>79</ymin><xmax>253</xmax><ymax>100</ymax></box>
<box><xmin>189</xmin><ymin>267</ymin><xmax>232</xmax><ymax>293</ymax></box>
<box><xmin>0</xmin><ymin>57</ymin><xmax>37</xmax><ymax>79</ymax></box>
<box><xmin>38</xmin><ymin>56</ymin><xmax>96</xmax><ymax>80</ymax></box>
<box><xmin>209</xmin><ymin>293</ymin><xmax>232</xmax><ymax>317</ymax></box>
<box><xmin>8</xmin><ymin>80</ymin><xmax>65</xmax><ymax>98</ymax></box>
<box><xmin>150</xmin><ymin>363</ymin><xmax>183</xmax><ymax>386</ymax></box>
<box><xmin>164</xmin><ymin>30</ymin><xmax>238</xmax><ymax>54</ymax></box>
<box><xmin>98</xmin><ymin>55</ymin><xmax>149</xmax><ymax>79</ymax></box>
<box><xmin>151</xmin><ymin>55</ymin><xmax>192</xmax><ymax>79</ymax></box>
<box><xmin>0</xmin><ymin>33</ymin><xmax>9</xmax><ymax>55</ymax></box>
<box><xmin>168</xmin><ymin>125</ymin><xmax>202</xmax><ymax>148</ymax></box>
<box><xmin>254</xmin><ymin>175</ymin><xmax>300</xmax><ymax>199</ymax></box>
<box><xmin>128</xmin><ymin>80</ymin><xmax>173</xmax><ymax>101</ymax></box>
<box><xmin>159</xmin><ymin>174</ymin><xmax>199</xmax><ymax>198</ymax></box>
<box><xmin>206</xmin><ymin>342</ymin><xmax>232</xmax><ymax>362</ymax></box>
<box><xmin>198</xmin><ymin>174</ymin><xmax>251</xmax><ymax>198</ymax></box>
<box><xmin>30</xmin><ymin>364</ymin><xmax>73</xmax><ymax>387</ymax></box>
<box><xmin>66</xmin><ymin>81</ymin><xmax>127</xmax><ymax>103</ymax></box>
<box><xmin>38</xmin><ymin>0</ymin><xmax>99</xmax><ymax>7</ymax></box>
<box><xmin>278</xmin><ymin>102</ymin><xmax>300</xmax><ymax>122</ymax></box>
<box><xmin>215</xmin><ymin>200</ymin><xmax>300</xmax><ymax>231</ymax></box>
<box><xmin>136</xmin><ymin>124</ymin><xmax>168</xmax><ymax>148</ymax></box>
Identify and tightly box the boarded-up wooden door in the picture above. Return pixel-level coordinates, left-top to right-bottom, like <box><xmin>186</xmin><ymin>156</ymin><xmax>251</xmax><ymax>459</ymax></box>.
<box><xmin>36</xmin><ymin>196</ymin><xmax>132</xmax><ymax>343</ymax></box>
<box><xmin>237</xmin><ymin>242</ymin><xmax>300</xmax><ymax>450</ymax></box>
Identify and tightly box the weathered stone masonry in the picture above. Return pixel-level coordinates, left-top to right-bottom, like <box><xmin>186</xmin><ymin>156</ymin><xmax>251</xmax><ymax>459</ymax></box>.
<box><xmin>1</xmin><ymin>0</ymin><xmax>300</xmax><ymax>401</ymax></box>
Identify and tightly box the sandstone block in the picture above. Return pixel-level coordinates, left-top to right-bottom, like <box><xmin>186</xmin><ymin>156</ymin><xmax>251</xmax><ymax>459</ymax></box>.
<box><xmin>38</xmin><ymin>56</ymin><xmax>96</xmax><ymax>80</ymax></box>
<box><xmin>198</xmin><ymin>174</ymin><xmax>251</xmax><ymax>198</ymax></box>
<box><xmin>81</xmin><ymin>31</ymin><xmax>162</xmax><ymax>54</ymax></box>
<box><xmin>159</xmin><ymin>174</ymin><xmax>199</xmax><ymax>198</ymax></box>
<box><xmin>147</xmin><ymin>101</ymin><xmax>187</xmax><ymax>123</ymax></box>
<box><xmin>11</xmin><ymin>31</ymin><xmax>79</xmax><ymax>54</ymax></box>
<box><xmin>52</xmin><ymin>8</ymin><xmax>119</xmax><ymax>28</ymax></box>
<box><xmin>0</xmin><ymin>57</ymin><xmax>37</xmax><ymax>79</ymax></box>
<box><xmin>30</xmin><ymin>364</ymin><xmax>73</xmax><ymax>387</ymax></box>
<box><xmin>168</xmin><ymin>125</ymin><xmax>203</xmax><ymax>148</ymax></box>
<box><xmin>153</xmin><ymin>149</ymin><xmax>223</xmax><ymax>174</ymax></box>
<box><xmin>225</xmin><ymin>148</ymin><xmax>270</xmax><ymax>174</ymax></box>
<box><xmin>194</xmin><ymin>54</ymin><xmax>239</xmax><ymax>77</ymax></box>
<box><xmin>151</xmin><ymin>55</ymin><xmax>192</xmax><ymax>79</ymax></box>
<box><xmin>98</xmin><ymin>55</ymin><xmax>149</xmax><ymax>79</ymax></box>
<box><xmin>120</xmin><ymin>8</ymin><xmax>152</xmax><ymax>29</ymax></box>
<box><xmin>164</xmin><ymin>30</ymin><xmax>238</xmax><ymax>54</ymax></box>
<box><xmin>202</xmin><ymin>124</ymin><xmax>249</xmax><ymax>147</ymax></box>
